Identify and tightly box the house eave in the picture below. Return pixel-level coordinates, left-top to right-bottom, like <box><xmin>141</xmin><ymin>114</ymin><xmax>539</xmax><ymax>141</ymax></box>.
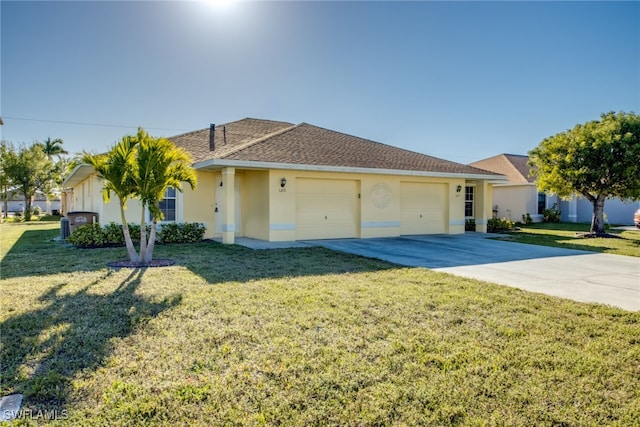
<box><xmin>193</xmin><ymin>158</ymin><xmax>508</xmax><ymax>181</ymax></box>
<box><xmin>62</xmin><ymin>164</ymin><xmax>94</xmax><ymax>188</ymax></box>
<box><xmin>492</xmin><ymin>181</ymin><xmax>537</xmax><ymax>187</ymax></box>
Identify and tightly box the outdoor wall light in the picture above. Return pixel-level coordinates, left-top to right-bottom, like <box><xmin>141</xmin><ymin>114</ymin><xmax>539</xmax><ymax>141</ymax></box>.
<box><xmin>280</xmin><ymin>177</ymin><xmax>287</xmax><ymax>188</ymax></box>
<box><xmin>456</xmin><ymin>185</ymin><xmax>462</xmax><ymax>193</ymax></box>
<box><xmin>220</xmin><ymin>181</ymin><xmax>223</xmax><ymax>187</ymax></box>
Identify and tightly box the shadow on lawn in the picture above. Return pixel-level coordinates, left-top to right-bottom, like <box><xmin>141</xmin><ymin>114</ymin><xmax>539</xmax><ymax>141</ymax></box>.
<box><xmin>0</xmin><ymin>267</ymin><xmax>181</xmax><ymax>412</ymax></box>
<box><xmin>1</xmin><ymin>223</ymin><xmax>395</xmax><ymax>284</ymax></box>
<box><xmin>160</xmin><ymin>241</ymin><xmax>396</xmax><ymax>285</ymax></box>
<box><xmin>0</xmin><ymin>224</ymin><xmax>126</xmax><ymax>279</ymax></box>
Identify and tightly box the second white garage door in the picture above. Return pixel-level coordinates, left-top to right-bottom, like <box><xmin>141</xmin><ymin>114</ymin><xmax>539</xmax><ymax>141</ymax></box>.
<box><xmin>400</xmin><ymin>182</ymin><xmax>447</xmax><ymax>235</ymax></box>
<box><xmin>296</xmin><ymin>178</ymin><xmax>360</xmax><ymax>240</ymax></box>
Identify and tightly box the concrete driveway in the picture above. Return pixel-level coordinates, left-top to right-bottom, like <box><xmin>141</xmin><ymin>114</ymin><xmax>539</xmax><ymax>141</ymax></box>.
<box><xmin>305</xmin><ymin>234</ymin><xmax>640</xmax><ymax>311</ymax></box>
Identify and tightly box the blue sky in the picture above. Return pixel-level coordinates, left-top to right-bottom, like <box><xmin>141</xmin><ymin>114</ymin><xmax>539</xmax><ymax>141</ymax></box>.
<box><xmin>1</xmin><ymin>1</ymin><xmax>638</xmax><ymax>164</ymax></box>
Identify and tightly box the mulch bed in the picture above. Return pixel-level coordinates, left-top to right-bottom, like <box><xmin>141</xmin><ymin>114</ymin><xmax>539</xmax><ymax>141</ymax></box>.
<box><xmin>107</xmin><ymin>259</ymin><xmax>176</xmax><ymax>269</ymax></box>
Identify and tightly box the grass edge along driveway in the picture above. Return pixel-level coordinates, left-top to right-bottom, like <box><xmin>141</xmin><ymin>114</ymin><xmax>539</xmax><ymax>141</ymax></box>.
<box><xmin>499</xmin><ymin>222</ymin><xmax>640</xmax><ymax>258</ymax></box>
<box><xmin>1</xmin><ymin>222</ymin><xmax>639</xmax><ymax>426</ymax></box>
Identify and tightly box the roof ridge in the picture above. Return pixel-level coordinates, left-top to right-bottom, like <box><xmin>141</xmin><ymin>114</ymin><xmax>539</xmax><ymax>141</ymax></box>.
<box><xmin>241</xmin><ymin>117</ymin><xmax>293</xmax><ymax>126</ymax></box>
<box><xmin>469</xmin><ymin>154</ymin><xmax>529</xmax><ymax>181</ymax></box>
<box><xmin>502</xmin><ymin>154</ymin><xmax>530</xmax><ymax>182</ymax></box>
<box><xmin>219</xmin><ymin>123</ymin><xmax>302</xmax><ymax>158</ymax></box>
<box><xmin>169</xmin><ymin>118</ymin><xmax>294</xmax><ymax>138</ymax></box>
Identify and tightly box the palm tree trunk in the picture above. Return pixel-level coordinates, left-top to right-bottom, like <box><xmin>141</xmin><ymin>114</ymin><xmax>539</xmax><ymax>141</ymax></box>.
<box><xmin>144</xmin><ymin>219</ymin><xmax>158</xmax><ymax>263</ymax></box>
<box><xmin>120</xmin><ymin>206</ymin><xmax>139</xmax><ymax>262</ymax></box>
<box><xmin>139</xmin><ymin>207</ymin><xmax>148</xmax><ymax>262</ymax></box>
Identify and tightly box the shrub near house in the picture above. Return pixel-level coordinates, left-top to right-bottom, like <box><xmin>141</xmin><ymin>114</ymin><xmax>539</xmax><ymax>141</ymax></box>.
<box><xmin>487</xmin><ymin>218</ymin><xmax>516</xmax><ymax>232</ymax></box>
<box><xmin>543</xmin><ymin>203</ymin><xmax>562</xmax><ymax>222</ymax></box>
<box><xmin>67</xmin><ymin>222</ymin><xmax>206</xmax><ymax>248</ymax></box>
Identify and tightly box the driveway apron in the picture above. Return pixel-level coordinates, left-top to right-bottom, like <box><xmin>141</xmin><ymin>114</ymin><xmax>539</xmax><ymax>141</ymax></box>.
<box><xmin>306</xmin><ymin>234</ymin><xmax>640</xmax><ymax>311</ymax></box>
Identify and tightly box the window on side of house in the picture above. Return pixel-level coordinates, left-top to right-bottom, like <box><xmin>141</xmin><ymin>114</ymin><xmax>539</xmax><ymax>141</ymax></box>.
<box><xmin>465</xmin><ymin>186</ymin><xmax>474</xmax><ymax>218</ymax></box>
<box><xmin>537</xmin><ymin>192</ymin><xmax>546</xmax><ymax>215</ymax></box>
<box><xmin>159</xmin><ymin>187</ymin><xmax>176</xmax><ymax>222</ymax></box>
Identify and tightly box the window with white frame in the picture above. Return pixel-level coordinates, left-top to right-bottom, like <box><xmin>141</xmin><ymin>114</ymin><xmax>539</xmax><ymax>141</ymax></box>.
<box><xmin>465</xmin><ymin>186</ymin><xmax>474</xmax><ymax>218</ymax></box>
<box><xmin>159</xmin><ymin>187</ymin><xmax>176</xmax><ymax>222</ymax></box>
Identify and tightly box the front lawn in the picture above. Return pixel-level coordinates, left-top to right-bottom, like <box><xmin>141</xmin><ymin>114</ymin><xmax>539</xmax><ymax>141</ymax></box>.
<box><xmin>498</xmin><ymin>222</ymin><xmax>640</xmax><ymax>257</ymax></box>
<box><xmin>1</xmin><ymin>222</ymin><xmax>639</xmax><ymax>425</ymax></box>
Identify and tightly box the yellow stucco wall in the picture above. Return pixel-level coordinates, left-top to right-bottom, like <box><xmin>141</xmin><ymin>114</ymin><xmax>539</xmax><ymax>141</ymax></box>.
<box><xmin>450</xmin><ymin>180</ymin><xmax>467</xmax><ymax>234</ymax></box>
<box><xmin>243</xmin><ymin>170</ymin><xmax>270</xmax><ymax>241</ymax></box>
<box><xmin>268</xmin><ymin>171</ymin><xmax>297</xmax><ymax>241</ymax></box>
<box><xmin>473</xmin><ymin>181</ymin><xmax>492</xmax><ymax>232</ymax></box>
<box><xmin>182</xmin><ymin>171</ymin><xmax>216</xmax><ymax>239</ymax></box>
<box><xmin>360</xmin><ymin>179</ymin><xmax>400</xmax><ymax>238</ymax></box>
<box><xmin>181</xmin><ymin>169</ymin><xmax>248</xmax><ymax>241</ymax></box>
<box><xmin>101</xmin><ymin>192</ymin><xmax>123</xmax><ymax>224</ymax></box>
<box><xmin>262</xmin><ymin>169</ymin><xmax>468</xmax><ymax>241</ymax></box>
<box><xmin>71</xmin><ymin>173</ymin><xmax>143</xmax><ymax>226</ymax></box>
<box><xmin>74</xmin><ymin>167</ymin><xmax>488</xmax><ymax>242</ymax></box>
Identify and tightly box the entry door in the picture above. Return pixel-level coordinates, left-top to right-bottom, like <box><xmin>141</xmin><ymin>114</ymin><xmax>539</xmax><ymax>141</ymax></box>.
<box><xmin>214</xmin><ymin>175</ymin><xmax>242</xmax><ymax>235</ymax></box>
<box><xmin>400</xmin><ymin>182</ymin><xmax>446</xmax><ymax>235</ymax></box>
<box><xmin>296</xmin><ymin>178</ymin><xmax>359</xmax><ymax>240</ymax></box>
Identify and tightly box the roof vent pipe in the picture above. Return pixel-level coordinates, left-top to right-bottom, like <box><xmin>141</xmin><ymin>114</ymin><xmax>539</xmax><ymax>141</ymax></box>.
<box><xmin>209</xmin><ymin>124</ymin><xmax>215</xmax><ymax>151</ymax></box>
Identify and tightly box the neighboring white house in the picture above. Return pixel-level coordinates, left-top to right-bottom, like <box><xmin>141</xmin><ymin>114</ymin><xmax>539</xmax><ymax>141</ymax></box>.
<box><xmin>471</xmin><ymin>153</ymin><xmax>639</xmax><ymax>225</ymax></box>
<box><xmin>550</xmin><ymin>196</ymin><xmax>639</xmax><ymax>226</ymax></box>
<box><xmin>1</xmin><ymin>190</ymin><xmax>61</xmax><ymax>215</ymax></box>
<box><xmin>470</xmin><ymin>154</ymin><xmax>546</xmax><ymax>222</ymax></box>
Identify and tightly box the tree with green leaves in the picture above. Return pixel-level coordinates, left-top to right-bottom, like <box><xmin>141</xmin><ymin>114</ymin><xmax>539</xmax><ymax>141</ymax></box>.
<box><xmin>0</xmin><ymin>141</ymin><xmax>13</xmax><ymax>219</ymax></box>
<box><xmin>2</xmin><ymin>143</ymin><xmax>55</xmax><ymax>221</ymax></box>
<box><xmin>529</xmin><ymin>111</ymin><xmax>640</xmax><ymax>235</ymax></box>
<box><xmin>83</xmin><ymin>128</ymin><xmax>197</xmax><ymax>263</ymax></box>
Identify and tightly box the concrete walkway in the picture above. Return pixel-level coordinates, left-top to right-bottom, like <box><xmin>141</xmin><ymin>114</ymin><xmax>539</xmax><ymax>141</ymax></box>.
<box><xmin>230</xmin><ymin>234</ymin><xmax>639</xmax><ymax>311</ymax></box>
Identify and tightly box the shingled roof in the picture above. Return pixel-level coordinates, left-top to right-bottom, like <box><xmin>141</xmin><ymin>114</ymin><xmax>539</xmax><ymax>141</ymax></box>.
<box><xmin>169</xmin><ymin>118</ymin><xmax>502</xmax><ymax>177</ymax></box>
<box><xmin>170</xmin><ymin>118</ymin><xmax>294</xmax><ymax>163</ymax></box>
<box><xmin>470</xmin><ymin>154</ymin><xmax>534</xmax><ymax>184</ymax></box>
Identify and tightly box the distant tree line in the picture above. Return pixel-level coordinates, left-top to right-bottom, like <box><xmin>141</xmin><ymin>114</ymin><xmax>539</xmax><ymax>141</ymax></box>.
<box><xmin>0</xmin><ymin>137</ymin><xmax>77</xmax><ymax>221</ymax></box>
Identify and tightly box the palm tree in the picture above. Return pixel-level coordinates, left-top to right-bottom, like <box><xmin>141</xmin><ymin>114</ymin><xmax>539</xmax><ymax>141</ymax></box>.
<box><xmin>133</xmin><ymin>129</ymin><xmax>197</xmax><ymax>263</ymax></box>
<box><xmin>83</xmin><ymin>136</ymin><xmax>140</xmax><ymax>262</ymax></box>
<box><xmin>42</xmin><ymin>137</ymin><xmax>68</xmax><ymax>160</ymax></box>
<box><xmin>83</xmin><ymin>128</ymin><xmax>197</xmax><ymax>264</ymax></box>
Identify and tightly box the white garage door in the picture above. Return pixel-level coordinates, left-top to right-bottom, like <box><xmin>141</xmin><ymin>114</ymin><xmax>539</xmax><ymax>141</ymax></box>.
<box><xmin>400</xmin><ymin>182</ymin><xmax>447</xmax><ymax>235</ymax></box>
<box><xmin>296</xmin><ymin>178</ymin><xmax>360</xmax><ymax>240</ymax></box>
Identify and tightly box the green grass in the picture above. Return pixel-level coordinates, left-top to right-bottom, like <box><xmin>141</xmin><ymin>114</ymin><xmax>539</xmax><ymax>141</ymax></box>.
<box><xmin>1</xmin><ymin>222</ymin><xmax>639</xmax><ymax>426</ymax></box>
<box><xmin>496</xmin><ymin>222</ymin><xmax>640</xmax><ymax>257</ymax></box>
